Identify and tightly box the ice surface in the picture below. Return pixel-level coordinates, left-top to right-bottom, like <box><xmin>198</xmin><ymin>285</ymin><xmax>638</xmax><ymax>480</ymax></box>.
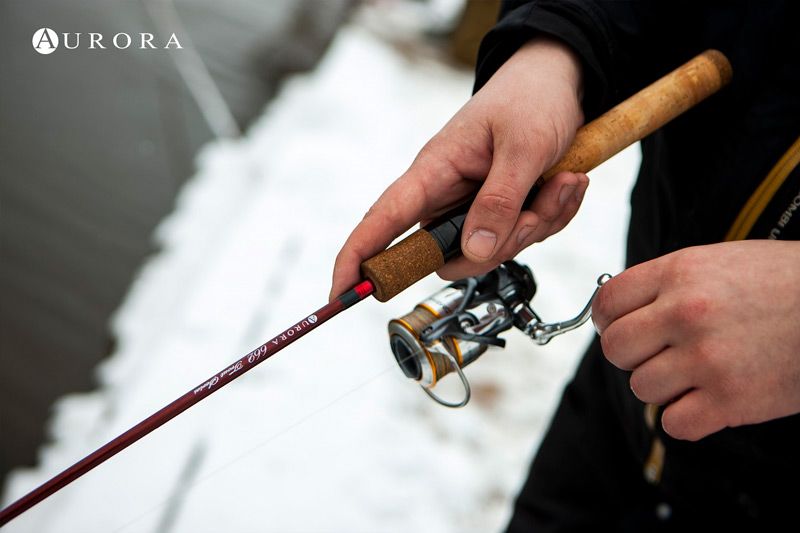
<box><xmin>3</xmin><ymin>22</ymin><xmax>638</xmax><ymax>533</ymax></box>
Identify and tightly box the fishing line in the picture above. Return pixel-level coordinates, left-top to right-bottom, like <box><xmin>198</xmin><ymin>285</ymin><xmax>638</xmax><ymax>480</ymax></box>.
<box><xmin>1</xmin><ymin>49</ymin><xmax>733</xmax><ymax>527</ymax></box>
<box><xmin>111</xmin><ymin>362</ymin><xmax>400</xmax><ymax>533</ymax></box>
<box><xmin>0</xmin><ymin>281</ymin><xmax>375</xmax><ymax>526</ymax></box>
<box><xmin>143</xmin><ymin>0</ymin><xmax>241</xmax><ymax>139</ymax></box>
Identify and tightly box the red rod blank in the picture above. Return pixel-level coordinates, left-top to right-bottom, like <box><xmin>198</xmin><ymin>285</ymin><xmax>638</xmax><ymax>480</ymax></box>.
<box><xmin>0</xmin><ymin>280</ymin><xmax>375</xmax><ymax>526</ymax></box>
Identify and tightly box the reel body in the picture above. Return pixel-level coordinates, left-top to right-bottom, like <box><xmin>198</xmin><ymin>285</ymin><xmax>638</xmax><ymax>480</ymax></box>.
<box><xmin>388</xmin><ymin>261</ymin><xmax>609</xmax><ymax>407</ymax></box>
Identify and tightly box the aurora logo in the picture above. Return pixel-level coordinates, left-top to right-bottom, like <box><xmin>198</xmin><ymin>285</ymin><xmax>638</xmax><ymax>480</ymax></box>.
<box><xmin>32</xmin><ymin>28</ymin><xmax>58</xmax><ymax>54</ymax></box>
<box><xmin>32</xmin><ymin>27</ymin><xmax>182</xmax><ymax>54</ymax></box>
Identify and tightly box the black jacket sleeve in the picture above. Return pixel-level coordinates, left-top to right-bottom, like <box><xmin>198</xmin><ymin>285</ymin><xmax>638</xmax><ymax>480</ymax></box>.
<box><xmin>473</xmin><ymin>1</ymin><xmax>718</xmax><ymax>121</ymax></box>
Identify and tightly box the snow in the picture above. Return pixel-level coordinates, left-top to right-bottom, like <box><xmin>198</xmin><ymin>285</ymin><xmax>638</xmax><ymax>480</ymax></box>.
<box><xmin>2</xmin><ymin>22</ymin><xmax>638</xmax><ymax>533</ymax></box>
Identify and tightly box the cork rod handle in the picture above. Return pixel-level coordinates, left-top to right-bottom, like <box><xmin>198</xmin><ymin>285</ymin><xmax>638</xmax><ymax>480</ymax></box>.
<box><xmin>361</xmin><ymin>49</ymin><xmax>733</xmax><ymax>302</ymax></box>
<box><xmin>544</xmin><ymin>49</ymin><xmax>732</xmax><ymax>177</ymax></box>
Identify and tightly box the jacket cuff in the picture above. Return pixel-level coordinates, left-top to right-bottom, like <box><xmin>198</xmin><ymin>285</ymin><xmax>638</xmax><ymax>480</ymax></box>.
<box><xmin>473</xmin><ymin>0</ymin><xmax>618</xmax><ymax>121</ymax></box>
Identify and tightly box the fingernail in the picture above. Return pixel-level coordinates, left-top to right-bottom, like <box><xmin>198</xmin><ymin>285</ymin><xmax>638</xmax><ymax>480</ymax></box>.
<box><xmin>517</xmin><ymin>224</ymin><xmax>536</xmax><ymax>245</ymax></box>
<box><xmin>575</xmin><ymin>186</ymin><xmax>586</xmax><ymax>204</ymax></box>
<box><xmin>559</xmin><ymin>185</ymin><xmax>576</xmax><ymax>206</ymax></box>
<box><xmin>465</xmin><ymin>229</ymin><xmax>496</xmax><ymax>259</ymax></box>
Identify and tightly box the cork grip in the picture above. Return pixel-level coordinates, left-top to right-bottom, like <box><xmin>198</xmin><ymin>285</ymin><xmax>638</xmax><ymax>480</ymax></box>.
<box><xmin>544</xmin><ymin>49</ymin><xmax>732</xmax><ymax>177</ymax></box>
<box><xmin>361</xmin><ymin>50</ymin><xmax>732</xmax><ymax>302</ymax></box>
<box><xmin>361</xmin><ymin>230</ymin><xmax>445</xmax><ymax>302</ymax></box>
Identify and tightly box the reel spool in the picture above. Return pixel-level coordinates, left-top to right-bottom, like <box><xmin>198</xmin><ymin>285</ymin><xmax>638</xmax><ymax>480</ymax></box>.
<box><xmin>388</xmin><ymin>261</ymin><xmax>609</xmax><ymax>407</ymax></box>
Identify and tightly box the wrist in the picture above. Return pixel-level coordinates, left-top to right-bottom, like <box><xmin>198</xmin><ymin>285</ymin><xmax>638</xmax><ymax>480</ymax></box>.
<box><xmin>515</xmin><ymin>37</ymin><xmax>584</xmax><ymax>104</ymax></box>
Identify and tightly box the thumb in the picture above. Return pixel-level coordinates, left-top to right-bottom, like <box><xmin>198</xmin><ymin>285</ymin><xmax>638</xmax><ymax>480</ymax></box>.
<box><xmin>461</xmin><ymin>139</ymin><xmax>548</xmax><ymax>263</ymax></box>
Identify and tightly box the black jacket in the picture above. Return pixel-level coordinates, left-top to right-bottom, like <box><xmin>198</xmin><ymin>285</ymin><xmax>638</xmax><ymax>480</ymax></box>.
<box><xmin>476</xmin><ymin>0</ymin><xmax>800</xmax><ymax>262</ymax></box>
<box><xmin>474</xmin><ymin>1</ymin><xmax>800</xmax><ymax>528</ymax></box>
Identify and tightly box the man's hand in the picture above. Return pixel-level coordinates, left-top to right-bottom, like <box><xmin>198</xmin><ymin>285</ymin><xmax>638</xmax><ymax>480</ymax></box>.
<box><xmin>593</xmin><ymin>240</ymin><xmax>800</xmax><ymax>441</ymax></box>
<box><xmin>330</xmin><ymin>37</ymin><xmax>588</xmax><ymax>300</ymax></box>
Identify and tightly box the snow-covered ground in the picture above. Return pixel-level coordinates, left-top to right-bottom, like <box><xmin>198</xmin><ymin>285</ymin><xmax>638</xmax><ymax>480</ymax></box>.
<box><xmin>3</xmin><ymin>20</ymin><xmax>638</xmax><ymax>533</ymax></box>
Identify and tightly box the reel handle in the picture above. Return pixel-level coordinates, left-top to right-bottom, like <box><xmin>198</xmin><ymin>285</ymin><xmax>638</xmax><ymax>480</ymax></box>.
<box><xmin>361</xmin><ymin>49</ymin><xmax>733</xmax><ymax>302</ymax></box>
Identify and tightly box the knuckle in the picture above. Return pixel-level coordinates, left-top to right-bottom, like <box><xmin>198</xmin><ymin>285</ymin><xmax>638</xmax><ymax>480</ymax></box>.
<box><xmin>476</xmin><ymin>187</ymin><xmax>520</xmax><ymax>223</ymax></box>
<box><xmin>692</xmin><ymin>338</ymin><xmax>718</xmax><ymax>366</ymax></box>
<box><xmin>661</xmin><ymin>411</ymin><xmax>694</xmax><ymax>441</ymax></box>
<box><xmin>664</xmin><ymin>248</ymin><xmax>703</xmax><ymax>284</ymax></box>
<box><xmin>676</xmin><ymin>412</ymin><xmax>718</xmax><ymax>441</ymax></box>
<box><xmin>362</xmin><ymin>202</ymin><xmax>378</xmax><ymax>221</ymax></box>
<box><xmin>661</xmin><ymin>404</ymin><xmax>708</xmax><ymax>442</ymax></box>
<box><xmin>414</xmin><ymin>138</ymin><xmax>456</xmax><ymax>176</ymax></box>
<box><xmin>543</xmin><ymin>113</ymin><xmax>571</xmax><ymax>160</ymax></box>
<box><xmin>672</xmin><ymin>295</ymin><xmax>712</xmax><ymax>328</ymax></box>
<box><xmin>537</xmin><ymin>204</ymin><xmax>561</xmax><ymax>224</ymax></box>
<box><xmin>334</xmin><ymin>249</ymin><xmax>346</xmax><ymax>265</ymax></box>
<box><xmin>599</xmin><ymin>331</ymin><xmax>615</xmax><ymax>358</ymax></box>
<box><xmin>600</xmin><ymin>325</ymin><xmax>631</xmax><ymax>369</ymax></box>
<box><xmin>334</xmin><ymin>243</ymin><xmax>355</xmax><ymax>266</ymax></box>
<box><xmin>417</xmin><ymin>136</ymin><xmax>443</xmax><ymax>160</ymax></box>
<box><xmin>629</xmin><ymin>371</ymin><xmax>647</xmax><ymax>401</ymax></box>
<box><xmin>522</xmin><ymin>123</ymin><xmax>558</xmax><ymax>164</ymax></box>
<box><xmin>503</xmin><ymin>123</ymin><xmax>542</xmax><ymax>152</ymax></box>
<box><xmin>383</xmin><ymin>202</ymin><xmax>404</xmax><ymax>228</ymax></box>
<box><xmin>548</xmin><ymin>217</ymin><xmax>571</xmax><ymax>235</ymax></box>
<box><xmin>695</xmin><ymin>342</ymin><xmax>740</xmax><ymax>398</ymax></box>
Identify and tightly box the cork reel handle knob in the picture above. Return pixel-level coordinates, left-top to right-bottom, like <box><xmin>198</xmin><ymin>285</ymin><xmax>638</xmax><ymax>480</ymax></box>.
<box><xmin>361</xmin><ymin>49</ymin><xmax>733</xmax><ymax>302</ymax></box>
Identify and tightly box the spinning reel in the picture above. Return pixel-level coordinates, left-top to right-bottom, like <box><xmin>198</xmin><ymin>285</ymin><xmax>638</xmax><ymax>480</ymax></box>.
<box><xmin>388</xmin><ymin>261</ymin><xmax>610</xmax><ymax>407</ymax></box>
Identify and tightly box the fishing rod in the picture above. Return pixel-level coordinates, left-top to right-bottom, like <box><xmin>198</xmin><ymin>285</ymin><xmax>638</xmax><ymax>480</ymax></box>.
<box><xmin>0</xmin><ymin>281</ymin><xmax>374</xmax><ymax>526</ymax></box>
<box><xmin>0</xmin><ymin>49</ymin><xmax>731</xmax><ymax>527</ymax></box>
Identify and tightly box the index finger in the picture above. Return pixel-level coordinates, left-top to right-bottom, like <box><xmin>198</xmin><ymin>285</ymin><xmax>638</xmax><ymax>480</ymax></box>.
<box><xmin>592</xmin><ymin>259</ymin><xmax>662</xmax><ymax>333</ymax></box>
<box><xmin>329</xmin><ymin>176</ymin><xmax>429</xmax><ymax>301</ymax></box>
